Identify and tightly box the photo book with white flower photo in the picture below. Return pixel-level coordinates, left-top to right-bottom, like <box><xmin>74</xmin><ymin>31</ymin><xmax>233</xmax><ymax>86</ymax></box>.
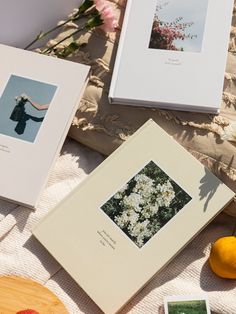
<box><xmin>33</xmin><ymin>120</ymin><xmax>234</xmax><ymax>314</ymax></box>
<box><xmin>109</xmin><ymin>0</ymin><xmax>234</xmax><ymax>113</ymax></box>
<box><xmin>0</xmin><ymin>44</ymin><xmax>90</xmax><ymax>208</ymax></box>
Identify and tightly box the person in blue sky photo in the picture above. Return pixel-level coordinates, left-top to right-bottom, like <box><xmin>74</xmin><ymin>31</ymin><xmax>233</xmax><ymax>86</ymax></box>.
<box><xmin>10</xmin><ymin>93</ymin><xmax>49</xmax><ymax>135</ymax></box>
<box><xmin>0</xmin><ymin>74</ymin><xmax>57</xmax><ymax>142</ymax></box>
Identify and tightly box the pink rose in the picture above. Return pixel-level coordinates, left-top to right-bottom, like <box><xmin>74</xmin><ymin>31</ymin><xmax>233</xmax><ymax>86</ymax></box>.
<box><xmin>94</xmin><ymin>0</ymin><xmax>118</xmax><ymax>32</ymax></box>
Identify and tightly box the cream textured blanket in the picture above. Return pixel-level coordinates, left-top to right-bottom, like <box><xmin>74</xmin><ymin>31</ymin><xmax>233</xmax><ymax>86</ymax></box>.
<box><xmin>0</xmin><ymin>139</ymin><xmax>235</xmax><ymax>314</ymax></box>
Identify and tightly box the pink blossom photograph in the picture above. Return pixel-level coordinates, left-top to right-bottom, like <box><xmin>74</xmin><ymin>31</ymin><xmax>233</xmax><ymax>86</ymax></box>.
<box><xmin>149</xmin><ymin>0</ymin><xmax>209</xmax><ymax>52</ymax></box>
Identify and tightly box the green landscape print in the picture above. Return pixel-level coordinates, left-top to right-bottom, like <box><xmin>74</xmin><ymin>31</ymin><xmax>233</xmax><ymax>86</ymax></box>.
<box><xmin>101</xmin><ymin>161</ymin><xmax>192</xmax><ymax>248</ymax></box>
<box><xmin>168</xmin><ymin>300</ymin><xmax>208</xmax><ymax>314</ymax></box>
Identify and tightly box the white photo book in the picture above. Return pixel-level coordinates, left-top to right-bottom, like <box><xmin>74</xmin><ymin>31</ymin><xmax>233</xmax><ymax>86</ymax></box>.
<box><xmin>109</xmin><ymin>0</ymin><xmax>234</xmax><ymax>113</ymax></box>
<box><xmin>33</xmin><ymin>120</ymin><xmax>234</xmax><ymax>314</ymax></box>
<box><xmin>0</xmin><ymin>44</ymin><xmax>90</xmax><ymax>208</ymax></box>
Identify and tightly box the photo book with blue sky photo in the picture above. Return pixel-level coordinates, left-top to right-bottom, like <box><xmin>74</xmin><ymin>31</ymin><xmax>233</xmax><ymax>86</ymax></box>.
<box><xmin>0</xmin><ymin>75</ymin><xmax>57</xmax><ymax>143</ymax></box>
<box><xmin>0</xmin><ymin>44</ymin><xmax>90</xmax><ymax>208</ymax></box>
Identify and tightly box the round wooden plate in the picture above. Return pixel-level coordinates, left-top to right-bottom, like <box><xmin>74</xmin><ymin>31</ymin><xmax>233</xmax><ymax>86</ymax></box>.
<box><xmin>0</xmin><ymin>276</ymin><xmax>68</xmax><ymax>314</ymax></box>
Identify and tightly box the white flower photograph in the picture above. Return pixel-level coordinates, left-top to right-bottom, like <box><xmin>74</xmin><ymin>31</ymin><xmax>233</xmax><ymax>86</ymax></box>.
<box><xmin>149</xmin><ymin>0</ymin><xmax>209</xmax><ymax>52</ymax></box>
<box><xmin>101</xmin><ymin>161</ymin><xmax>192</xmax><ymax>248</ymax></box>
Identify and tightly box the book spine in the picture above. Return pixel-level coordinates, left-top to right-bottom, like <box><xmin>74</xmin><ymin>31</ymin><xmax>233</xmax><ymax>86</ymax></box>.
<box><xmin>108</xmin><ymin>0</ymin><xmax>133</xmax><ymax>103</ymax></box>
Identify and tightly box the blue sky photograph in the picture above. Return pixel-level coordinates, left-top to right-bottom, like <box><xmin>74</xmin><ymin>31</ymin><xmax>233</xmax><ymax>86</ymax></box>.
<box><xmin>0</xmin><ymin>75</ymin><xmax>57</xmax><ymax>143</ymax></box>
<box><xmin>149</xmin><ymin>0</ymin><xmax>209</xmax><ymax>52</ymax></box>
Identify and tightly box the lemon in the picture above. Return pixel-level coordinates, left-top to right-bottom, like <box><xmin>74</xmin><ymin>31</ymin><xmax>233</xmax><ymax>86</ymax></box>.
<box><xmin>209</xmin><ymin>236</ymin><xmax>236</xmax><ymax>279</ymax></box>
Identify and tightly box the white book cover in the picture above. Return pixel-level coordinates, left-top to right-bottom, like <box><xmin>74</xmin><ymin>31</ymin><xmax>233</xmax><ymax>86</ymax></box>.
<box><xmin>33</xmin><ymin>120</ymin><xmax>234</xmax><ymax>314</ymax></box>
<box><xmin>0</xmin><ymin>44</ymin><xmax>90</xmax><ymax>208</ymax></box>
<box><xmin>109</xmin><ymin>0</ymin><xmax>234</xmax><ymax>113</ymax></box>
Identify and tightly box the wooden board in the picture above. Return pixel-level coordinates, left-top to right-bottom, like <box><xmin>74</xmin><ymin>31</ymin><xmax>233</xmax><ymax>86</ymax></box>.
<box><xmin>0</xmin><ymin>276</ymin><xmax>68</xmax><ymax>314</ymax></box>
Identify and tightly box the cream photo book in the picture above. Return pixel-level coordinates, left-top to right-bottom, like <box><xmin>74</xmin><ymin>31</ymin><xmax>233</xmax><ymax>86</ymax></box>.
<box><xmin>0</xmin><ymin>44</ymin><xmax>90</xmax><ymax>208</ymax></box>
<box><xmin>33</xmin><ymin>120</ymin><xmax>234</xmax><ymax>313</ymax></box>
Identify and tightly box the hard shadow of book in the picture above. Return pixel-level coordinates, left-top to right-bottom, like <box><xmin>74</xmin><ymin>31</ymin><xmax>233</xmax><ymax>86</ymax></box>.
<box><xmin>199</xmin><ymin>168</ymin><xmax>222</xmax><ymax>212</ymax></box>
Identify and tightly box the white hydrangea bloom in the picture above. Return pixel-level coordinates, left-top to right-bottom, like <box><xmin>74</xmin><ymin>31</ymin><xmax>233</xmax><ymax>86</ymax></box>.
<box><xmin>142</xmin><ymin>203</ymin><xmax>159</xmax><ymax>219</ymax></box>
<box><xmin>156</xmin><ymin>180</ymin><xmax>175</xmax><ymax>207</ymax></box>
<box><xmin>127</xmin><ymin>210</ymin><xmax>140</xmax><ymax>226</ymax></box>
<box><xmin>122</xmin><ymin>193</ymin><xmax>143</xmax><ymax>212</ymax></box>
<box><xmin>128</xmin><ymin>220</ymin><xmax>152</xmax><ymax>248</ymax></box>
<box><xmin>114</xmin><ymin>212</ymin><xmax>128</xmax><ymax>228</ymax></box>
<box><xmin>115</xmin><ymin>209</ymin><xmax>139</xmax><ymax>228</ymax></box>
<box><xmin>134</xmin><ymin>174</ymin><xmax>154</xmax><ymax>199</ymax></box>
<box><xmin>114</xmin><ymin>183</ymin><xmax>128</xmax><ymax>199</ymax></box>
<box><xmin>134</xmin><ymin>174</ymin><xmax>153</xmax><ymax>185</ymax></box>
<box><xmin>136</xmin><ymin>228</ymin><xmax>152</xmax><ymax>247</ymax></box>
<box><xmin>112</xmin><ymin>173</ymin><xmax>178</xmax><ymax>248</ymax></box>
<box><xmin>114</xmin><ymin>192</ymin><xmax>122</xmax><ymax>200</ymax></box>
<box><xmin>150</xmin><ymin>203</ymin><xmax>160</xmax><ymax>214</ymax></box>
<box><xmin>128</xmin><ymin>220</ymin><xmax>149</xmax><ymax>238</ymax></box>
<box><xmin>148</xmin><ymin>224</ymin><xmax>158</xmax><ymax>235</ymax></box>
<box><xmin>136</xmin><ymin>235</ymin><xmax>144</xmax><ymax>248</ymax></box>
<box><xmin>120</xmin><ymin>183</ymin><xmax>128</xmax><ymax>193</ymax></box>
<box><xmin>135</xmin><ymin>184</ymin><xmax>155</xmax><ymax>200</ymax></box>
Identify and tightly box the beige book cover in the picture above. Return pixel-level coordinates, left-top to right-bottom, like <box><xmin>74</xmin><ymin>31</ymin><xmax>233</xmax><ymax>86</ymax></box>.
<box><xmin>33</xmin><ymin>120</ymin><xmax>234</xmax><ymax>314</ymax></box>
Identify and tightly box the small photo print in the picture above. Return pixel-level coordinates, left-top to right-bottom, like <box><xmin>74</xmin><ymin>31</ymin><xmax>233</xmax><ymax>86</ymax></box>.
<box><xmin>164</xmin><ymin>295</ymin><xmax>211</xmax><ymax>314</ymax></box>
<box><xmin>149</xmin><ymin>0</ymin><xmax>209</xmax><ymax>52</ymax></box>
<box><xmin>101</xmin><ymin>160</ymin><xmax>192</xmax><ymax>248</ymax></box>
<box><xmin>0</xmin><ymin>75</ymin><xmax>57</xmax><ymax>143</ymax></box>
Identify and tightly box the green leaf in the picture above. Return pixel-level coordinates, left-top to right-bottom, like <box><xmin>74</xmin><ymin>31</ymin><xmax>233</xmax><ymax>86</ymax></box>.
<box><xmin>86</xmin><ymin>14</ymin><xmax>103</xmax><ymax>30</ymax></box>
<box><xmin>57</xmin><ymin>41</ymin><xmax>82</xmax><ymax>58</ymax></box>
<box><xmin>79</xmin><ymin>0</ymin><xmax>94</xmax><ymax>14</ymax></box>
<box><xmin>37</xmin><ymin>31</ymin><xmax>44</xmax><ymax>40</ymax></box>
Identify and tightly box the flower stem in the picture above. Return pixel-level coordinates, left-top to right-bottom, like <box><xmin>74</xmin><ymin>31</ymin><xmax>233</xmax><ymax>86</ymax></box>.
<box><xmin>42</xmin><ymin>24</ymin><xmax>87</xmax><ymax>54</ymax></box>
<box><xmin>24</xmin><ymin>11</ymin><xmax>89</xmax><ymax>51</ymax></box>
<box><xmin>24</xmin><ymin>32</ymin><xmax>43</xmax><ymax>50</ymax></box>
<box><xmin>24</xmin><ymin>18</ymin><xmax>77</xmax><ymax>50</ymax></box>
<box><xmin>24</xmin><ymin>1</ymin><xmax>95</xmax><ymax>50</ymax></box>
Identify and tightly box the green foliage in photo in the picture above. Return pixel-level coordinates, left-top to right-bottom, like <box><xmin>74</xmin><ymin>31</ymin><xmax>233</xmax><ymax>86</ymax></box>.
<box><xmin>101</xmin><ymin>161</ymin><xmax>192</xmax><ymax>248</ymax></box>
<box><xmin>168</xmin><ymin>300</ymin><xmax>208</xmax><ymax>314</ymax></box>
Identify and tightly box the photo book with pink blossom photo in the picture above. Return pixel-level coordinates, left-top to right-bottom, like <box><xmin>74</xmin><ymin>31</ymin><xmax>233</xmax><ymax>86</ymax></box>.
<box><xmin>109</xmin><ymin>0</ymin><xmax>234</xmax><ymax>113</ymax></box>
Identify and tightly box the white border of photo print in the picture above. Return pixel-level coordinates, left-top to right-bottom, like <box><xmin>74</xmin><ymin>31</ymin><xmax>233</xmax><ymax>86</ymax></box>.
<box><xmin>0</xmin><ymin>74</ymin><xmax>57</xmax><ymax>143</ymax></box>
<box><xmin>164</xmin><ymin>295</ymin><xmax>211</xmax><ymax>314</ymax></box>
